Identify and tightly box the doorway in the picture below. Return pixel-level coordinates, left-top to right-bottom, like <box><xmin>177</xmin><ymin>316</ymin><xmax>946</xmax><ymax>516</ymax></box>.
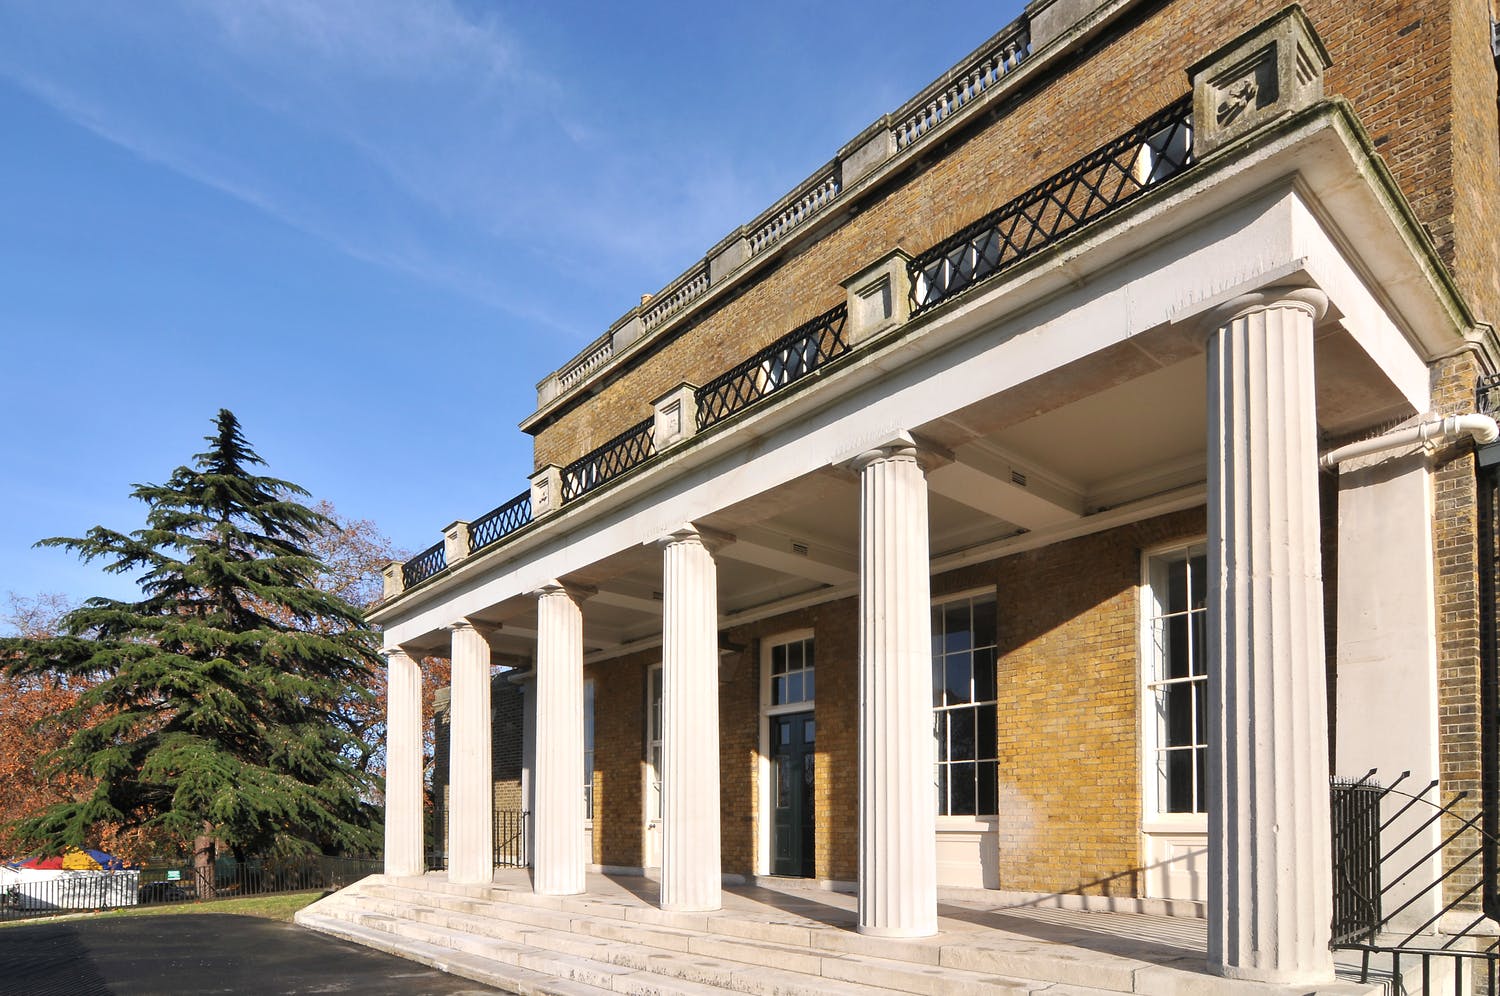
<box><xmin>770</xmin><ymin>711</ymin><xmax>815</xmax><ymax>877</ymax></box>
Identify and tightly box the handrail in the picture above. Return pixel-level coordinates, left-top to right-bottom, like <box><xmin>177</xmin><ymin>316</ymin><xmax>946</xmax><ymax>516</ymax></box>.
<box><xmin>469</xmin><ymin>491</ymin><xmax>532</xmax><ymax>554</ymax></box>
<box><xmin>908</xmin><ymin>96</ymin><xmax>1194</xmax><ymax>317</ymax></box>
<box><xmin>401</xmin><ymin>541</ymin><xmax>446</xmax><ymax>590</ymax></box>
<box><xmin>561</xmin><ymin>417</ymin><xmax>657</xmax><ymax>503</ymax></box>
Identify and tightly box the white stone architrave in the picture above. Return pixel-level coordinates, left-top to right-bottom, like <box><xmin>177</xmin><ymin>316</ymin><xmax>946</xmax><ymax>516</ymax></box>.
<box><xmin>532</xmin><ymin>582</ymin><xmax>589</xmax><ymax>896</ymax></box>
<box><xmin>657</xmin><ymin>524</ymin><xmax>728</xmax><ymax>912</ymax></box>
<box><xmin>1204</xmin><ymin>286</ymin><xmax>1335</xmax><ymax>984</ymax></box>
<box><xmin>382</xmin><ymin>646</ymin><xmax>425</xmax><ymax>877</ymax></box>
<box><xmin>447</xmin><ymin>620</ymin><xmax>495</xmax><ymax>885</ymax></box>
<box><xmin>851</xmin><ymin>433</ymin><xmax>939</xmax><ymax>938</ymax></box>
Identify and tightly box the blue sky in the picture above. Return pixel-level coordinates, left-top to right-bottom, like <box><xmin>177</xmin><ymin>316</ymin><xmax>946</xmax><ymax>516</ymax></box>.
<box><xmin>0</xmin><ymin>0</ymin><xmax>1025</xmax><ymax>615</ymax></box>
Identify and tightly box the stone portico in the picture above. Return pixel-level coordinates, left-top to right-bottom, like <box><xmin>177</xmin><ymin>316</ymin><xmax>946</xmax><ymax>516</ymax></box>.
<box><xmin>338</xmin><ymin>4</ymin><xmax>1500</xmax><ymax>993</ymax></box>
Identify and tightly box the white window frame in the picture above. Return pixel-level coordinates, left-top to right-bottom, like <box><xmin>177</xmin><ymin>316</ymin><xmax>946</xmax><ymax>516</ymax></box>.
<box><xmin>644</xmin><ymin>663</ymin><xmax>662</xmax><ymax>824</ymax></box>
<box><xmin>756</xmin><ymin>628</ymin><xmax>815</xmax><ymax>876</ymax></box>
<box><xmin>1138</xmin><ymin>539</ymin><xmax>1210</xmax><ymax>834</ymax></box>
<box><xmin>932</xmin><ymin>586</ymin><xmax>1000</xmax><ymax>831</ymax></box>
<box><xmin>583</xmin><ymin>678</ymin><xmax>595</xmax><ymax>826</ymax></box>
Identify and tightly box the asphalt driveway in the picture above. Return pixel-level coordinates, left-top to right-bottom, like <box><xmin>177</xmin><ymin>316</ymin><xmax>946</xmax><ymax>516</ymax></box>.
<box><xmin>0</xmin><ymin>913</ymin><xmax>502</xmax><ymax>995</ymax></box>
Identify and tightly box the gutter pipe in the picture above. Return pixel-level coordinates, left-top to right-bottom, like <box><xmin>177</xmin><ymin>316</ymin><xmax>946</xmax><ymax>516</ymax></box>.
<box><xmin>1318</xmin><ymin>413</ymin><xmax>1500</xmax><ymax>470</ymax></box>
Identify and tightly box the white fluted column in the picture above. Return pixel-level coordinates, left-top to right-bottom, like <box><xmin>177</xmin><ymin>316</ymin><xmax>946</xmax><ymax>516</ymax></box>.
<box><xmin>853</xmin><ymin>436</ymin><xmax>938</xmax><ymax>937</ymax></box>
<box><xmin>383</xmin><ymin>646</ymin><xmax>425</xmax><ymax>877</ymax></box>
<box><xmin>447</xmin><ymin>620</ymin><xmax>494</xmax><ymax>885</ymax></box>
<box><xmin>1205</xmin><ymin>286</ymin><xmax>1334</xmax><ymax>984</ymax></box>
<box><xmin>532</xmin><ymin>582</ymin><xmax>587</xmax><ymax>896</ymax></box>
<box><xmin>659</xmin><ymin>525</ymin><xmax>724</xmax><ymax>912</ymax></box>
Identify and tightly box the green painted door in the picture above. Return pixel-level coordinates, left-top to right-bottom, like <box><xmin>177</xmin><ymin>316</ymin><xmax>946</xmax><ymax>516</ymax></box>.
<box><xmin>771</xmin><ymin>712</ymin><xmax>815</xmax><ymax>877</ymax></box>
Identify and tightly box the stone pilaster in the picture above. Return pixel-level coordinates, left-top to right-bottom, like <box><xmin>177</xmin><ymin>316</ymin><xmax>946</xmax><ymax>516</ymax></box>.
<box><xmin>383</xmin><ymin>646</ymin><xmax>425</xmax><ymax>877</ymax></box>
<box><xmin>658</xmin><ymin>525</ymin><xmax>724</xmax><ymax>912</ymax></box>
<box><xmin>852</xmin><ymin>435</ymin><xmax>938</xmax><ymax>937</ymax></box>
<box><xmin>1205</xmin><ymin>286</ymin><xmax>1334</xmax><ymax>983</ymax></box>
<box><xmin>532</xmin><ymin>582</ymin><xmax>587</xmax><ymax>896</ymax></box>
<box><xmin>447</xmin><ymin>620</ymin><xmax>494</xmax><ymax>885</ymax></box>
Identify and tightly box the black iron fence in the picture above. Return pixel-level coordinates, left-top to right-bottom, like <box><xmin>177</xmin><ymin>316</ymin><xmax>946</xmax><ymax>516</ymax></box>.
<box><xmin>0</xmin><ymin>854</ymin><xmax>380</xmax><ymax>923</ymax></box>
<box><xmin>425</xmin><ymin>808</ymin><xmax>529</xmax><ymax>872</ymax></box>
<box><xmin>561</xmin><ymin>418</ymin><xmax>656</xmax><ymax>502</ymax></box>
<box><xmin>907</xmin><ymin>96</ymin><xmax>1194</xmax><ymax>316</ymax></box>
<box><xmin>695</xmin><ymin>303</ymin><xmax>849</xmax><ymax>431</ymax></box>
<box><xmin>494</xmin><ymin>809</ymin><xmax>528</xmax><ymax>868</ymax></box>
<box><xmin>469</xmin><ymin>491</ymin><xmax>532</xmax><ymax>554</ymax></box>
<box><xmin>402</xmin><ymin>541</ymin><xmax>446</xmax><ymax>589</ymax></box>
<box><xmin>1330</xmin><ymin>771</ymin><xmax>1499</xmax><ymax>993</ymax></box>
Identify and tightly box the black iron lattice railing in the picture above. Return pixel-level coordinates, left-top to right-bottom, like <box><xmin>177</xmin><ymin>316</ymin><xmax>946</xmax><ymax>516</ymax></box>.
<box><xmin>695</xmin><ymin>303</ymin><xmax>849</xmax><ymax>431</ymax></box>
<box><xmin>908</xmin><ymin>96</ymin><xmax>1194</xmax><ymax>317</ymax></box>
<box><xmin>402</xmin><ymin>541</ymin><xmax>446</xmax><ymax>590</ymax></box>
<box><xmin>1331</xmin><ymin>774</ymin><xmax>1386</xmax><ymax>945</ymax></box>
<box><xmin>562</xmin><ymin>417</ymin><xmax>657</xmax><ymax>503</ymax></box>
<box><xmin>1330</xmin><ymin>770</ymin><xmax>1500</xmax><ymax>993</ymax></box>
<box><xmin>469</xmin><ymin>491</ymin><xmax>532</xmax><ymax>554</ymax></box>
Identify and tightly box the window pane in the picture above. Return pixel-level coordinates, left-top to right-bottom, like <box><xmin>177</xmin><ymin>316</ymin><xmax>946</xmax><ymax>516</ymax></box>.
<box><xmin>1195</xmin><ymin>747</ymin><xmax>1207</xmax><ymax>813</ymax></box>
<box><xmin>1189</xmin><ymin>554</ymin><xmax>1208</xmax><ymax>610</ymax></box>
<box><xmin>804</xmin><ymin>671</ymin><xmax>815</xmax><ymax>702</ymax></box>
<box><xmin>977</xmin><ymin>760</ymin><xmax>998</xmax><ymax>816</ymax></box>
<box><xmin>937</xmin><ymin>763</ymin><xmax>950</xmax><ymax>816</ymax></box>
<box><xmin>804</xmin><ymin>718</ymin><xmax>815</xmax><ymax>743</ymax></box>
<box><xmin>950</xmin><ymin>761</ymin><xmax>977</xmax><ymax>815</ymax></box>
<box><xmin>931</xmin><ymin>605</ymin><xmax>944</xmax><ymax>659</ymax></box>
<box><xmin>786</xmin><ymin>672</ymin><xmax>803</xmax><ymax>704</ymax></box>
<box><xmin>1163</xmin><ymin>750</ymin><xmax>1194</xmax><ymax>813</ymax></box>
<box><xmin>973</xmin><ymin>647</ymin><xmax>996</xmax><ymax>702</ymax></box>
<box><xmin>777</xmin><ymin>758</ymin><xmax>791</xmax><ymax>808</ymax></box>
<box><xmin>1167</xmin><ymin>558</ymin><xmax>1188</xmax><ymax>613</ymax></box>
<box><xmin>935</xmin><ymin>713</ymin><xmax>949</xmax><ymax>762</ymax></box>
<box><xmin>787</xmin><ymin>641</ymin><xmax>803</xmax><ymax>671</ymax></box>
<box><xmin>772</xmin><ymin>644</ymin><xmax>786</xmax><ymax>675</ymax></box>
<box><xmin>804</xmin><ymin>641</ymin><xmax>814</xmax><ymax>670</ymax></box>
<box><xmin>773</xmin><ymin>675</ymin><xmax>787</xmax><ymax>705</ymax></box>
<box><xmin>1164</xmin><ymin>682</ymin><xmax>1193</xmax><ymax>747</ymax></box>
<box><xmin>779</xmin><ymin>723</ymin><xmax>791</xmax><ymax>746</ymax></box>
<box><xmin>946</xmin><ymin>652</ymin><xmax>973</xmax><ymax>705</ymax></box>
<box><xmin>950</xmin><ymin>708</ymin><xmax>976</xmax><ymax>762</ymax></box>
<box><xmin>932</xmin><ymin>655</ymin><xmax>945</xmax><ymax>707</ymax></box>
<box><xmin>972</xmin><ymin>596</ymin><xmax>997</xmax><ymax>648</ymax></box>
<box><xmin>1193</xmin><ymin>680</ymin><xmax>1206</xmax><ymax>748</ymax></box>
<box><xmin>944</xmin><ymin>603</ymin><xmax>973</xmax><ymax>653</ymax></box>
<box><xmin>1190</xmin><ymin>611</ymin><xmax>1207</xmax><ymax>676</ymax></box>
<box><xmin>976</xmin><ymin>704</ymin><xmax>997</xmax><ymax>760</ymax></box>
<box><xmin>1166</xmin><ymin>614</ymin><xmax>1190</xmax><ymax>679</ymax></box>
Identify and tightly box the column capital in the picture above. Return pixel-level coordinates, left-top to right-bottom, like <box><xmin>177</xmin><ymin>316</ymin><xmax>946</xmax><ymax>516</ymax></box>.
<box><xmin>1204</xmin><ymin>284</ymin><xmax>1329</xmax><ymax>332</ymax></box>
<box><xmin>654</xmin><ymin>522</ymin><xmax>735</xmax><ymax>552</ymax></box>
<box><xmin>380</xmin><ymin>645</ymin><xmax>418</xmax><ymax>664</ymax></box>
<box><xmin>529</xmin><ymin>579</ymin><xmax>596</xmax><ymax>603</ymax></box>
<box><xmin>846</xmin><ymin>430</ymin><xmax>952</xmax><ymax>474</ymax></box>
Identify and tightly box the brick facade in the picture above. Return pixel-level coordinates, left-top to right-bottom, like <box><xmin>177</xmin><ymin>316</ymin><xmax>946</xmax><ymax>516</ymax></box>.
<box><xmin>529</xmin><ymin>0</ymin><xmax>1498</xmax><ymax>474</ymax></box>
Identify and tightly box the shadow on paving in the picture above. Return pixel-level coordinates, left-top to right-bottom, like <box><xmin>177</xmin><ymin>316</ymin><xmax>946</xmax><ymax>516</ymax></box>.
<box><xmin>0</xmin><ymin>913</ymin><xmax>503</xmax><ymax>996</ymax></box>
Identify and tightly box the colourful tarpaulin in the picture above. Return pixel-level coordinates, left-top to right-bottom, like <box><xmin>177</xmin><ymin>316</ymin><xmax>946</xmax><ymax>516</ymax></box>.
<box><xmin>5</xmin><ymin>849</ymin><xmax>133</xmax><ymax>871</ymax></box>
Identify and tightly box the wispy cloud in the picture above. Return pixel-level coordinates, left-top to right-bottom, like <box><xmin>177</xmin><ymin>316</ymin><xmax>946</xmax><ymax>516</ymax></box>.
<box><xmin>0</xmin><ymin>0</ymin><xmax>766</xmax><ymax>341</ymax></box>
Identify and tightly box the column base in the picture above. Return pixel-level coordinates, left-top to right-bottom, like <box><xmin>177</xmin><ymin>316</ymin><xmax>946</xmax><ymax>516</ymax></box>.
<box><xmin>661</xmin><ymin>899</ymin><xmax>723</xmax><ymax>913</ymax></box>
<box><xmin>856</xmin><ymin>922</ymin><xmax>939</xmax><ymax>939</ymax></box>
<box><xmin>1210</xmin><ymin>962</ymin><xmax>1334</xmax><ymax>986</ymax></box>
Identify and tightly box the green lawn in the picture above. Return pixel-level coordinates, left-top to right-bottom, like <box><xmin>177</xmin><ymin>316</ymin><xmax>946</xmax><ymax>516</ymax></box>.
<box><xmin>0</xmin><ymin>890</ymin><xmax>325</xmax><ymax>928</ymax></box>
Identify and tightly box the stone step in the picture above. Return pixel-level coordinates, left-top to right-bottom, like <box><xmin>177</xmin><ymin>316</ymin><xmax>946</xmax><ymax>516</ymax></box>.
<box><xmin>297</xmin><ymin>909</ymin><xmax>611</xmax><ymax>995</ymax></box>
<box><xmin>323</xmin><ymin>884</ymin><xmax>1120</xmax><ymax>996</ymax></box>
<box><xmin>312</xmin><ymin>899</ymin><xmax>907</xmax><ymax>996</ymax></box>
<box><xmin>363</xmin><ymin>881</ymin><xmax>1149</xmax><ymax>994</ymax></box>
